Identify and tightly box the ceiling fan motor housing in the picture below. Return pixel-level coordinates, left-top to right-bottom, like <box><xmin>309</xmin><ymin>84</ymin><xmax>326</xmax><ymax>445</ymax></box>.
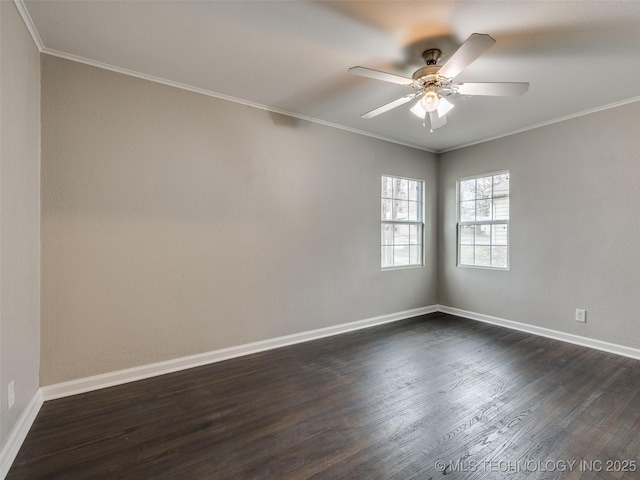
<box><xmin>412</xmin><ymin>50</ymin><xmax>446</xmax><ymax>90</ymax></box>
<box><xmin>422</xmin><ymin>48</ymin><xmax>441</xmax><ymax>66</ymax></box>
<box><xmin>412</xmin><ymin>66</ymin><xmax>444</xmax><ymax>92</ymax></box>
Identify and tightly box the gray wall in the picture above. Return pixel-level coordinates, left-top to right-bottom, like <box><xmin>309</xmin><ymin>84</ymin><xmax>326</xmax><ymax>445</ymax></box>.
<box><xmin>439</xmin><ymin>100</ymin><xmax>640</xmax><ymax>349</ymax></box>
<box><xmin>40</xmin><ymin>56</ymin><xmax>439</xmax><ymax>385</ymax></box>
<box><xmin>0</xmin><ymin>1</ymin><xmax>41</xmax><ymax>448</ymax></box>
<box><xmin>9</xmin><ymin>16</ymin><xmax>640</xmax><ymax>412</ymax></box>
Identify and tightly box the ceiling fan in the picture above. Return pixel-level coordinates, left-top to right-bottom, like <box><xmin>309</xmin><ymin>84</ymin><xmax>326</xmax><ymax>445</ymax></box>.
<box><xmin>348</xmin><ymin>33</ymin><xmax>529</xmax><ymax>131</ymax></box>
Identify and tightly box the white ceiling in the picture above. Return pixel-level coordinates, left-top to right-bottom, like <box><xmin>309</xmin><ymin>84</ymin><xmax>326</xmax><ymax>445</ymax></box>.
<box><xmin>20</xmin><ymin>0</ymin><xmax>640</xmax><ymax>152</ymax></box>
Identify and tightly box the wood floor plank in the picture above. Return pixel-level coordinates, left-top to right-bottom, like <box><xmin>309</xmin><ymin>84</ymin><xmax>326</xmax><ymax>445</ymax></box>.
<box><xmin>8</xmin><ymin>313</ymin><xmax>640</xmax><ymax>479</ymax></box>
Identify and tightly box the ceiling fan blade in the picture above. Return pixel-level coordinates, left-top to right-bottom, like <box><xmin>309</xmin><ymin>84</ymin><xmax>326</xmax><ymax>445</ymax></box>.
<box><xmin>429</xmin><ymin>110</ymin><xmax>447</xmax><ymax>130</ymax></box>
<box><xmin>454</xmin><ymin>82</ymin><xmax>529</xmax><ymax>96</ymax></box>
<box><xmin>348</xmin><ymin>66</ymin><xmax>413</xmax><ymax>86</ymax></box>
<box><xmin>437</xmin><ymin>33</ymin><xmax>496</xmax><ymax>80</ymax></box>
<box><xmin>361</xmin><ymin>93</ymin><xmax>418</xmax><ymax>119</ymax></box>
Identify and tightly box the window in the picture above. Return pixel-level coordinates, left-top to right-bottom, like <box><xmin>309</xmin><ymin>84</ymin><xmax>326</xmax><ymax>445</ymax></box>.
<box><xmin>381</xmin><ymin>175</ymin><xmax>423</xmax><ymax>268</ymax></box>
<box><xmin>458</xmin><ymin>171</ymin><xmax>509</xmax><ymax>269</ymax></box>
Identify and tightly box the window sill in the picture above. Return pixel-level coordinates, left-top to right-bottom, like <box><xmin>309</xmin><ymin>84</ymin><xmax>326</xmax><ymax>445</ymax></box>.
<box><xmin>382</xmin><ymin>265</ymin><xmax>424</xmax><ymax>271</ymax></box>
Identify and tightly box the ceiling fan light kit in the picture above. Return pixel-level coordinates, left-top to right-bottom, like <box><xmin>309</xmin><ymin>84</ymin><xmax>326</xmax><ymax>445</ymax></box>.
<box><xmin>348</xmin><ymin>33</ymin><xmax>529</xmax><ymax>132</ymax></box>
<box><xmin>410</xmin><ymin>92</ymin><xmax>453</xmax><ymax>120</ymax></box>
<box><xmin>421</xmin><ymin>86</ymin><xmax>440</xmax><ymax>112</ymax></box>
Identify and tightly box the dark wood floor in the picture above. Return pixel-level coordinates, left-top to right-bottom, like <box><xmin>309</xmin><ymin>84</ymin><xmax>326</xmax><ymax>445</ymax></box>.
<box><xmin>8</xmin><ymin>313</ymin><xmax>640</xmax><ymax>479</ymax></box>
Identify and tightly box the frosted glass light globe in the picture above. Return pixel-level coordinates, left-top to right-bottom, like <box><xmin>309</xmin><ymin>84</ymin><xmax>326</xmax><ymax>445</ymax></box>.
<box><xmin>421</xmin><ymin>91</ymin><xmax>439</xmax><ymax>113</ymax></box>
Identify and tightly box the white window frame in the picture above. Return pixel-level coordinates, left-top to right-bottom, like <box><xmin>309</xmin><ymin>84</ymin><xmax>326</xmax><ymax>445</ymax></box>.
<box><xmin>381</xmin><ymin>175</ymin><xmax>424</xmax><ymax>270</ymax></box>
<box><xmin>457</xmin><ymin>170</ymin><xmax>510</xmax><ymax>270</ymax></box>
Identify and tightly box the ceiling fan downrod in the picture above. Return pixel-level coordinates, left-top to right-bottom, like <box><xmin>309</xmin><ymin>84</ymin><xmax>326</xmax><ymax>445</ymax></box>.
<box><xmin>422</xmin><ymin>49</ymin><xmax>441</xmax><ymax>66</ymax></box>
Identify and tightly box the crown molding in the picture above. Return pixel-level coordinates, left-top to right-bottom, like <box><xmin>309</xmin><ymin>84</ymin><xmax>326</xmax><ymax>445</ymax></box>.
<box><xmin>12</xmin><ymin>0</ymin><xmax>44</xmax><ymax>51</ymax></box>
<box><xmin>440</xmin><ymin>95</ymin><xmax>640</xmax><ymax>154</ymax></box>
<box><xmin>39</xmin><ymin>47</ymin><xmax>438</xmax><ymax>155</ymax></box>
<box><xmin>12</xmin><ymin>0</ymin><xmax>640</xmax><ymax>157</ymax></box>
<box><xmin>12</xmin><ymin>0</ymin><xmax>437</xmax><ymax>155</ymax></box>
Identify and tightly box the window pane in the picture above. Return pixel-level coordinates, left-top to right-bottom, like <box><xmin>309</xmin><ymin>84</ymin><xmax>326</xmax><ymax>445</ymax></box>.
<box><xmin>381</xmin><ymin>246</ymin><xmax>394</xmax><ymax>268</ymax></box>
<box><xmin>382</xmin><ymin>176</ymin><xmax>393</xmax><ymax>198</ymax></box>
<box><xmin>492</xmin><ymin>224</ymin><xmax>508</xmax><ymax>246</ymax></box>
<box><xmin>381</xmin><ymin>175</ymin><xmax>424</xmax><ymax>269</ymax></box>
<box><xmin>408</xmin><ymin>201</ymin><xmax>420</xmax><ymax>221</ymax></box>
<box><xmin>457</xmin><ymin>171</ymin><xmax>509</xmax><ymax>270</ymax></box>
<box><xmin>476</xmin><ymin>225</ymin><xmax>491</xmax><ymax>245</ymax></box>
<box><xmin>460</xmin><ymin>201</ymin><xmax>475</xmax><ymax>222</ymax></box>
<box><xmin>381</xmin><ymin>199</ymin><xmax>393</xmax><ymax>220</ymax></box>
<box><xmin>409</xmin><ymin>245</ymin><xmax>420</xmax><ymax>265</ymax></box>
<box><xmin>476</xmin><ymin>176</ymin><xmax>493</xmax><ymax>198</ymax></box>
<box><xmin>393</xmin><ymin>178</ymin><xmax>409</xmax><ymax>200</ymax></box>
<box><xmin>460</xmin><ymin>245</ymin><xmax>474</xmax><ymax>265</ymax></box>
<box><xmin>381</xmin><ymin>224</ymin><xmax>394</xmax><ymax>245</ymax></box>
<box><xmin>393</xmin><ymin>246</ymin><xmax>410</xmax><ymax>266</ymax></box>
<box><xmin>409</xmin><ymin>180</ymin><xmax>420</xmax><ymax>201</ymax></box>
<box><xmin>409</xmin><ymin>224</ymin><xmax>420</xmax><ymax>244</ymax></box>
<box><xmin>394</xmin><ymin>224</ymin><xmax>410</xmax><ymax>245</ymax></box>
<box><xmin>460</xmin><ymin>179</ymin><xmax>476</xmax><ymax>201</ymax></box>
<box><xmin>476</xmin><ymin>199</ymin><xmax>492</xmax><ymax>221</ymax></box>
<box><xmin>493</xmin><ymin>173</ymin><xmax>509</xmax><ymax>196</ymax></box>
<box><xmin>491</xmin><ymin>246</ymin><xmax>508</xmax><ymax>268</ymax></box>
<box><xmin>392</xmin><ymin>200</ymin><xmax>408</xmax><ymax>220</ymax></box>
<box><xmin>494</xmin><ymin>196</ymin><xmax>509</xmax><ymax>220</ymax></box>
<box><xmin>460</xmin><ymin>225</ymin><xmax>474</xmax><ymax>244</ymax></box>
<box><xmin>475</xmin><ymin>246</ymin><xmax>491</xmax><ymax>267</ymax></box>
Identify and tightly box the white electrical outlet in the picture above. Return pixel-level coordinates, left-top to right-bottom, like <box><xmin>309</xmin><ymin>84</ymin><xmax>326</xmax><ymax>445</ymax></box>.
<box><xmin>8</xmin><ymin>380</ymin><xmax>15</xmax><ymax>409</ymax></box>
<box><xmin>575</xmin><ymin>309</ymin><xmax>586</xmax><ymax>323</ymax></box>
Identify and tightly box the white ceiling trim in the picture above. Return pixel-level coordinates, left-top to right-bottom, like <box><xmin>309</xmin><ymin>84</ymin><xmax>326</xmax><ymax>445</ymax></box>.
<box><xmin>13</xmin><ymin>0</ymin><xmax>640</xmax><ymax>156</ymax></box>
<box><xmin>13</xmin><ymin>0</ymin><xmax>43</xmax><ymax>51</ymax></box>
<box><xmin>40</xmin><ymin>47</ymin><xmax>437</xmax><ymax>154</ymax></box>
<box><xmin>14</xmin><ymin>2</ymin><xmax>436</xmax><ymax>154</ymax></box>
<box><xmin>440</xmin><ymin>95</ymin><xmax>640</xmax><ymax>154</ymax></box>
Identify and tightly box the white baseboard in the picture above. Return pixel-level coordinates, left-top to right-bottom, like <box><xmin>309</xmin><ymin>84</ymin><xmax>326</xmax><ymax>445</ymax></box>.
<box><xmin>0</xmin><ymin>388</ymin><xmax>43</xmax><ymax>480</ymax></box>
<box><xmin>1</xmin><ymin>305</ymin><xmax>435</xmax><ymax>478</ymax></box>
<box><xmin>41</xmin><ymin>305</ymin><xmax>438</xmax><ymax>401</ymax></box>
<box><xmin>40</xmin><ymin>304</ymin><xmax>640</xmax><ymax>402</ymax></box>
<box><xmin>437</xmin><ymin>305</ymin><xmax>640</xmax><ymax>360</ymax></box>
<box><xmin>5</xmin><ymin>304</ymin><xmax>640</xmax><ymax>480</ymax></box>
